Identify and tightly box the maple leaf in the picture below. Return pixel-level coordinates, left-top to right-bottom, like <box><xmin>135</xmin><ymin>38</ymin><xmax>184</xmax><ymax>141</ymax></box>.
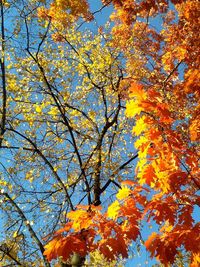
<box><xmin>44</xmin><ymin>231</ymin><xmax>95</xmax><ymax>262</ymax></box>
<box><xmin>67</xmin><ymin>209</ymin><xmax>94</xmax><ymax>230</ymax></box>
<box><xmin>144</xmin><ymin>232</ymin><xmax>158</xmax><ymax>252</ymax></box>
<box><xmin>132</xmin><ymin>116</ymin><xmax>148</xmax><ymax>136</ymax></box>
<box><xmin>126</xmin><ymin>99</ymin><xmax>143</xmax><ymax>117</ymax></box>
<box><xmin>116</xmin><ymin>186</ymin><xmax>131</xmax><ymax>200</ymax></box>
<box><xmin>145</xmin><ymin>197</ymin><xmax>178</xmax><ymax>225</ymax></box>
<box><xmin>182</xmin><ymin>223</ymin><xmax>200</xmax><ymax>253</ymax></box>
<box><xmin>99</xmin><ymin>236</ymin><xmax>128</xmax><ymax>260</ymax></box>
<box><xmin>98</xmin><ymin>221</ymin><xmax>112</xmax><ymax>238</ymax></box>
<box><xmin>145</xmin><ymin>232</ymin><xmax>177</xmax><ymax>264</ymax></box>
<box><xmin>129</xmin><ymin>83</ymin><xmax>146</xmax><ymax>100</ymax></box>
<box><xmin>43</xmin><ymin>237</ymin><xmax>63</xmax><ymax>262</ymax></box>
<box><xmin>107</xmin><ymin>200</ymin><xmax>121</xmax><ymax>220</ymax></box>
<box><xmin>141</xmin><ymin>164</ymin><xmax>156</xmax><ymax>186</ymax></box>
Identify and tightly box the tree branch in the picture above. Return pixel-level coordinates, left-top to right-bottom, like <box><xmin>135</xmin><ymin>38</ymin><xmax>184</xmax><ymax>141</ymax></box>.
<box><xmin>101</xmin><ymin>153</ymin><xmax>138</xmax><ymax>193</ymax></box>
<box><xmin>7</xmin><ymin>127</ymin><xmax>74</xmax><ymax>210</ymax></box>
<box><xmin>0</xmin><ymin>192</ymin><xmax>50</xmax><ymax>267</ymax></box>
<box><xmin>0</xmin><ymin>0</ymin><xmax>7</xmax><ymax>147</ymax></box>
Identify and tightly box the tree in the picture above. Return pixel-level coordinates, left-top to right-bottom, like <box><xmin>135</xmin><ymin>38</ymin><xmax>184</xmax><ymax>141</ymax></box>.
<box><xmin>0</xmin><ymin>0</ymin><xmax>199</xmax><ymax>266</ymax></box>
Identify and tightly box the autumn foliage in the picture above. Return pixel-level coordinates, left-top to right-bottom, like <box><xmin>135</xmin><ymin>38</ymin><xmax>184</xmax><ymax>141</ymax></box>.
<box><xmin>0</xmin><ymin>0</ymin><xmax>199</xmax><ymax>266</ymax></box>
<box><xmin>44</xmin><ymin>181</ymin><xmax>145</xmax><ymax>263</ymax></box>
<box><xmin>39</xmin><ymin>0</ymin><xmax>200</xmax><ymax>266</ymax></box>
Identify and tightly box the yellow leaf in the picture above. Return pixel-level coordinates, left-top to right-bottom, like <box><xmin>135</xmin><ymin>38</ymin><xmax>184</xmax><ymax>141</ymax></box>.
<box><xmin>132</xmin><ymin>116</ymin><xmax>148</xmax><ymax>136</ymax></box>
<box><xmin>107</xmin><ymin>200</ymin><xmax>120</xmax><ymax>220</ymax></box>
<box><xmin>48</xmin><ymin>107</ymin><xmax>58</xmax><ymax>116</ymax></box>
<box><xmin>116</xmin><ymin>187</ymin><xmax>131</xmax><ymax>200</ymax></box>
<box><xmin>36</xmin><ymin>105</ymin><xmax>42</xmax><ymax>113</ymax></box>
<box><xmin>134</xmin><ymin>135</ymin><xmax>149</xmax><ymax>150</ymax></box>
<box><xmin>13</xmin><ymin>231</ymin><xmax>18</xmax><ymax>238</ymax></box>
<box><xmin>126</xmin><ymin>100</ymin><xmax>143</xmax><ymax>117</ymax></box>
